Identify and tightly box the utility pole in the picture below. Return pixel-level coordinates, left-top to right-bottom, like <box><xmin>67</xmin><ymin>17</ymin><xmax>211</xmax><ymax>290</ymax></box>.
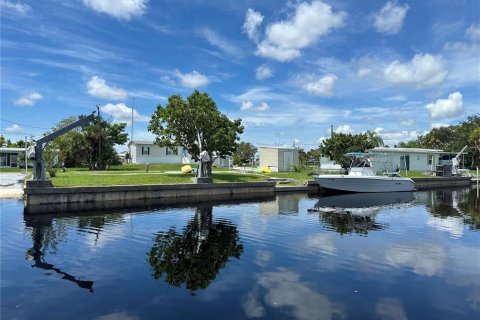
<box><xmin>331</xmin><ymin>124</ymin><xmax>334</xmax><ymax>138</ymax></box>
<box><xmin>96</xmin><ymin>105</ymin><xmax>101</xmax><ymax>170</ymax></box>
<box><xmin>24</xmin><ymin>135</ymin><xmax>27</xmax><ymax>175</ymax></box>
<box><xmin>131</xmin><ymin>97</ymin><xmax>135</xmax><ymax>141</ymax></box>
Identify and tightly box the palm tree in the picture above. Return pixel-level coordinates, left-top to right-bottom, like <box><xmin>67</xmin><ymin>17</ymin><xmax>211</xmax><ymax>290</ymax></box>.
<box><xmin>366</xmin><ymin>130</ymin><xmax>384</xmax><ymax>147</ymax></box>
<box><xmin>469</xmin><ymin>128</ymin><xmax>480</xmax><ymax>153</ymax></box>
<box><xmin>468</xmin><ymin>128</ymin><xmax>480</xmax><ymax>167</ymax></box>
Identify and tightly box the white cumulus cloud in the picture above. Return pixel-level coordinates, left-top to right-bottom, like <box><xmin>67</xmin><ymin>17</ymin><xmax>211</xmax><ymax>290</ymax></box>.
<box><xmin>356</xmin><ymin>67</ymin><xmax>372</xmax><ymax>78</ymax></box>
<box><xmin>174</xmin><ymin>70</ymin><xmax>210</xmax><ymax>88</ymax></box>
<box><xmin>384</xmin><ymin>53</ymin><xmax>448</xmax><ymax>87</ymax></box>
<box><xmin>374</xmin><ymin>1</ymin><xmax>409</xmax><ymax>35</ymax></box>
<box><xmin>243</xmin><ymin>8</ymin><xmax>264</xmax><ymax>43</ymax></box>
<box><xmin>425</xmin><ymin>92</ymin><xmax>464</xmax><ymax>120</ymax></box>
<box><xmin>431</xmin><ymin>122</ymin><xmax>450</xmax><ymax>128</ymax></box>
<box><xmin>299</xmin><ymin>74</ymin><xmax>337</xmax><ymax>96</ymax></box>
<box><xmin>384</xmin><ymin>95</ymin><xmax>407</xmax><ymax>102</ymax></box>
<box><xmin>0</xmin><ymin>0</ymin><xmax>30</xmax><ymax>14</ymax></box>
<box><xmin>100</xmin><ymin>103</ymin><xmax>149</xmax><ymax>124</ymax></box>
<box><xmin>255</xmin><ymin>42</ymin><xmax>301</xmax><ymax>62</ymax></box>
<box><xmin>14</xmin><ymin>92</ymin><xmax>42</xmax><ymax>106</ymax></box>
<box><xmin>255</xmin><ymin>64</ymin><xmax>274</xmax><ymax>80</ymax></box>
<box><xmin>5</xmin><ymin>124</ymin><xmax>23</xmax><ymax>132</ymax></box>
<box><xmin>87</xmin><ymin>76</ymin><xmax>128</xmax><ymax>100</ymax></box>
<box><xmin>254</xmin><ymin>1</ymin><xmax>345</xmax><ymax>61</ymax></box>
<box><xmin>335</xmin><ymin>125</ymin><xmax>353</xmax><ymax>134</ymax></box>
<box><xmin>241</xmin><ymin>101</ymin><xmax>270</xmax><ymax>112</ymax></box>
<box><xmin>400</xmin><ymin>119</ymin><xmax>415</xmax><ymax>126</ymax></box>
<box><xmin>382</xmin><ymin>130</ymin><xmax>423</xmax><ymax>145</ymax></box>
<box><xmin>466</xmin><ymin>23</ymin><xmax>480</xmax><ymax>42</ymax></box>
<box><xmin>82</xmin><ymin>0</ymin><xmax>147</xmax><ymax>20</ymax></box>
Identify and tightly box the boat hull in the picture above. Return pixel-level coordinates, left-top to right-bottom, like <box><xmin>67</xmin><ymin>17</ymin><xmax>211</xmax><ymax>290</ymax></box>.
<box><xmin>314</xmin><ymin>175</ymin><xmax>415</xmax><ymax>193</ymax></box>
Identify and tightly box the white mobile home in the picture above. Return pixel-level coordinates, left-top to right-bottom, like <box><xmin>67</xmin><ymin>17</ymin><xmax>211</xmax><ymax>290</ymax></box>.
<box><xmin>0</xmin><ymin>147</ymin><xmax>24</xmax><ymax>168</ymax></box>
<box><xmin>259</xmin><ymin>147</ymin><xmax>299</xmax><ymax>172</ymax></box>
<box><xmin>128</xmin><ymin>140</ymin><xmax>187</xmax><ymax>164</ymax></box>
<box><xmin>127</xmin><ymin>140</ymin><xmax>231</xmax><ymax>167</ymax></box>
<box><xmin>368</xmin><ymin>147</ymin><xmax>444</xmax><ymax>172</ymax></box>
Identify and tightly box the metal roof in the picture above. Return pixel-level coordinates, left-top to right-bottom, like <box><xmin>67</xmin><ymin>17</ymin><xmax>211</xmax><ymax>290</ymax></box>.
<box><xmin>259</xmin><ymin>146</ymin><xmax>297</xmax><ymax>150</ymax></box>
<box><xmin>369</xmin><ymin>147</ymin><xmax>444</xmax><ymax>154</ymax></box>
<box><xmin>128</xmin><ymin>140</ymin><xmax>155</xmax><ymax>145</ymax></box>
<box><xmin>0</xmin><ymin>147</ymin><xmax>25</xmax><ymax>152</ymax></box>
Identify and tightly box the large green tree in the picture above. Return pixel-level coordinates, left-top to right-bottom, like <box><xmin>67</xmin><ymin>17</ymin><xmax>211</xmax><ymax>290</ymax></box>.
<box><xmin>44</xmin><ymin>114</ymin><xmax>128</xmax><ymax>169</ymax></box>
<box><xmin>397</xmin><ymin>140</ymin><xmax>420</xmax><ymax>148</ymax></box>
<box><xmin>148</xmin><ymin>90</ymin><xmax>244</xmax><ymax>174</ymax></box>
<box><xmin>233</xmin><ymin>141</ymin><xmax>257</xmax><ymax>166</ymax></box>
<box><xmin>412</xmin><ymin>114</ymin><xmax>480</xmax><ymax>167</ymax></box>
<box><xmin>48</xmin><ymin>117</ymin><xmax>90</xmax><ymax>167</ymax></box>
<box><xmin>319</xmin><ymin>133</ymin><xmax>377</xmax><ymax>169</ymax></box>
<box><xmin>83</xmin><ymin>116</ymin><xmax>128</xmax><ymax>169</ymax></box>
<box><xmin>307</xmin><ymin>148</ymin><xmax>322</xmax><ymax>161</ymax></box>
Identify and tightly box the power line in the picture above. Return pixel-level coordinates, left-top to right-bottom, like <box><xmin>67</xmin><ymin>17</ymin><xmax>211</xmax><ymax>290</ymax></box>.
<box><xmin>1</xmin><ymin>118</ymin><xmax>50</xmax><ymax>130</ymax></box>
<box><xmin>0</xmin><ymin>130</ymin><xmax>37</xmax><ymax>136</ymax></box>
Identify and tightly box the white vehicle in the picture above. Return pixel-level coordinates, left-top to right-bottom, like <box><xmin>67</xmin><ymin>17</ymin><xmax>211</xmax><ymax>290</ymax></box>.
<box><xmin>314</xmin><ymin>154</ymin><xmax>415</xmax><ymax>193</ymax></box>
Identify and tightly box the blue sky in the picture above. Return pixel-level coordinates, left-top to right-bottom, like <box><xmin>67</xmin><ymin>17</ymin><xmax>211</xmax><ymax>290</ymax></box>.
<box><xmin>1</xmin><ymin>0</ymin><xmax>479</xmax><ymax>151</ymax></box>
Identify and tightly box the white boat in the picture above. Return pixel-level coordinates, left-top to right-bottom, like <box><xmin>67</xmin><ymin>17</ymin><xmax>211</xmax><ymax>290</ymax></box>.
<box><xmin>314</xmin><ymin>156</ymin><xmax>415</xmax><ymax>193</ymax></box>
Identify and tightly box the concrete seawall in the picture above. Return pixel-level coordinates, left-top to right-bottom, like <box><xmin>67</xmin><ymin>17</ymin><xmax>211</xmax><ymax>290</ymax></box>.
<box><xmin>24</xmin><ymin>182</ymin><xmax>276</xmax><ymax>214</ymax></box>
<box><xmin>411</xmin><ymin>177</ymin><xmax>472</xmax><ymax>189</ymax></box>
<box><xmin>23</xmin><ymin>177</ymin><xmax>473</xmax><ymax>214</ymax></box>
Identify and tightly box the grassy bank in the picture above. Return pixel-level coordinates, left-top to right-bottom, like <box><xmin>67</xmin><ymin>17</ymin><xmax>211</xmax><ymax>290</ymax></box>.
<box><xmin>21</xmin><ymin>164</ymin><xmax>479</xmax><ymax>187</ymax></box>
<box><xmin>49</xmin><ymin>165</ymin><xmax>268</xmax><ymax>187</ymax></box>
<box><xmin>0</xmin><ymin>168</ymin><xmax>25</xmax><ymax>173</ymax></box>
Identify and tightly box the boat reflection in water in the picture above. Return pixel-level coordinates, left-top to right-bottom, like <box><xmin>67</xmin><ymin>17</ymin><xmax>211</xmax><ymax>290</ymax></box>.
<box><xmin>310</xmin><ymin>192</ymin><xmax>415</xmax><ymax>235</ymax></box>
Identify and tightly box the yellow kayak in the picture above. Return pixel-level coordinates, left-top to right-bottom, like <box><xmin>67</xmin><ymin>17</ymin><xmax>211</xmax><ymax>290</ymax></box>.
<box><xmin>262</xmin><ymin>168</ymin><xmax>271</xmax><ymax>173</ymax></box>
<box><xmin>181</xmin><ymin>165</ymin><xmax>192</xmax><ymax>173</ymax></box>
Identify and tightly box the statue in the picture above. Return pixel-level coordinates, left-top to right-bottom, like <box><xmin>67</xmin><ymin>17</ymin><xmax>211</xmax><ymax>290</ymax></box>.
<box><xmin>194</xmin><ymin>131</ymin><xmax>212</xmax><ymax>183</ymax></box>
<box><xmin>198</xmin><ymin>150</ymin><xmax>211</xmax><ymax>178</ymax></box>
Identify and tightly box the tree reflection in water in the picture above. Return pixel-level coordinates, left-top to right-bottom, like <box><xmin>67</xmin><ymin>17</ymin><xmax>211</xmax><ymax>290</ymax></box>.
<box><xmin>422</xmin><ymin>187</ymin><xmax>480</xmax><ymax>230</ymax></box>
<box><xmin>147</xmin><ymin>205</ymin><xmax>243</xmax><ymax>295</ymax></box>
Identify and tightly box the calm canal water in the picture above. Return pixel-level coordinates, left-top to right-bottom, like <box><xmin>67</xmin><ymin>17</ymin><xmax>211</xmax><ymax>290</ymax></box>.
<box><xmin>1</xmin><ymin>187</ymin><xmax>479</xmax><ymax>319</ymax></box>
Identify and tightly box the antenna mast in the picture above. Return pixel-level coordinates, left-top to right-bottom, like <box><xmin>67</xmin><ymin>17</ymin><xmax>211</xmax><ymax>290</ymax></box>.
<box><xmin>131</xmin><ymin>97</ymin><xmax>135</xmax><ymax>142</ymax></box>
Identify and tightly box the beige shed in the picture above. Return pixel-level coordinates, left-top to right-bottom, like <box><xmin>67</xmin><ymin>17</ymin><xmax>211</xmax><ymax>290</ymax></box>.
<box><xmin>259</xmin><ymin>147</ymin><xmax>299</xmax><ymax>172</ymax></box>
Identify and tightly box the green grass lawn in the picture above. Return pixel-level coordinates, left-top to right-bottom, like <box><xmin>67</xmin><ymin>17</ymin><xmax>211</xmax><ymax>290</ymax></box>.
<box><xmin>47</xmin><ymin>165</ymin><xmax>356</xmax><ymax>187</ymax></box>
<box><xmin>266</xmin><ymin>171</ymin><xmax>314</xmax><ymax>182</ymax></box>
<box><xmin>0</xmin><ymin>168</ymin><xmax>25</xmax><ymax>173</ymax></box>
<box><xmin>49</xmin><ymin>164</ymin><xmax>267</xmax><ymax>187</ymax></box>
<box><xmin>28</xmin><ymin>163</ymin><xmax>480</xmax><ymax>187</ymax></box>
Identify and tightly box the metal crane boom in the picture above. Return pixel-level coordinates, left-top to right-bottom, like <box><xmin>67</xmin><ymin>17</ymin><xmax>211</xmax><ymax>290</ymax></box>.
<box><xmin>32</xmin><ymin>112</ymin><xmax>96</xmax><ymax>181</ymax></box>
<box><xmin>452</xmin><ymin>145</ymin><xmax>468</xmax><ymax>175</ymax></box>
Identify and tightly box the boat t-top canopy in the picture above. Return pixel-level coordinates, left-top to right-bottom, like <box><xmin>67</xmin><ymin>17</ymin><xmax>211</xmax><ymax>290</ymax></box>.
<box><xmin>345</xmin><ymin>152</ymin><xmax>368</xmax><ymax>156</ymax></box>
